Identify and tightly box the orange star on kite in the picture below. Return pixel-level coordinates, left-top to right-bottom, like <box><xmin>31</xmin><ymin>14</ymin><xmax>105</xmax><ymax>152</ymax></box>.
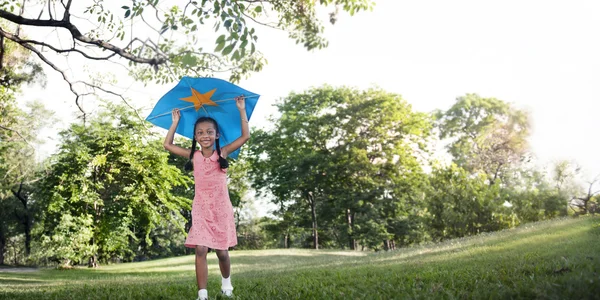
<box><xmin>180</xmin><ymin>88</ymin><xmax>218</xmax><ymax>111</ymax></box>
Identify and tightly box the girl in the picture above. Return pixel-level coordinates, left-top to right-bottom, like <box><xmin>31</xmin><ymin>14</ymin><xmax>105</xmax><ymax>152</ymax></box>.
<box><xmin>163</xmin><ymin>96</ymin><xmax>249</xmax><ymax>300</ymax></box>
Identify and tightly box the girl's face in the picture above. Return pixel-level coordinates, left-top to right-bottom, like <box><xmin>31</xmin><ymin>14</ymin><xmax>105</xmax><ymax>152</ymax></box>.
<box><xmin>195</xmin><ymin>121</ymin><xmax>219</xmax><ymax>149</ymax></box>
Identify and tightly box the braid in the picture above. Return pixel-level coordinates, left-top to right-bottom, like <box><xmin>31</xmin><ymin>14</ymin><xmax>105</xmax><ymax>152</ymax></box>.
<box><xmin>215</xmin><ymin>138</ymin><xmax>229</xmax><ymax>169</ymax></box>
<box><xmin>184</xmin><ymin>139</ymin><xmax>197</xmax><ymax>171</ymax></box>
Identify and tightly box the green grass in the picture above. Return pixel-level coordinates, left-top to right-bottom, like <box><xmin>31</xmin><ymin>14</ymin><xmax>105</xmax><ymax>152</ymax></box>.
<box><xmin>1</xmin><ymin>216</ymin><xmax>599</xmax><ymax>299</ymax></box>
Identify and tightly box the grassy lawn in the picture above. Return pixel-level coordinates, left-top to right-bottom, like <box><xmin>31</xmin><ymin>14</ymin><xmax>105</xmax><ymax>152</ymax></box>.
<box><xmin>1</xmin><ymin>216</ymin><xmax>599</xmax><ymax>299</ymax></box>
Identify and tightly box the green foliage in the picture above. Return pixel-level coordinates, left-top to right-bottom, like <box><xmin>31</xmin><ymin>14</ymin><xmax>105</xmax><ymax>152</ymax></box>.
<box><xmin>249</xmin><ymin>86</ymin><xmax>432</xmax><ymax>250</ymax></box>
<box><xmin>36</xmin><ymin>214</ymin><xmax>96</xmax><ymax>267</ymax></box>
<box><xmin>0</xmin><ymin>38</ymin><xmax>46</xmax><ymax>90</ymax></box>
<box><xmin>502</xmin><ymin>168</ymin><xmax>569</xmax><ymax>224</ymax></box>
<box><xmin>0</xmin><ymin>39</ymin><xmax>48</xmax><ymax>197</ymax></box>
<box><xmin>436</xmin><ymin>93</ymin><xmax>530</xmax><ymax>183</ymax></box>
<box><xmin>1</xmin><ymin>1</ymin><xmax>373</xmax><ymax>85</ymax></box>
<box><xmin>35</xmin><ymin>103</ymin><xmax>192</xmax><ymax>265</ymax></box>
<box><xmin>0</xmin><ymin>37</ymin><xmax>50</xmax><ymax>265</ymax></box>
<box><xmin>426</xmin><ymin>163</ymin><xmax>510</xmax><ymax>241</ymax></box>
<box><xmin>235</xmin><ymin>217</ymin><xmax>280</xmax><ymax>250</ymax></box>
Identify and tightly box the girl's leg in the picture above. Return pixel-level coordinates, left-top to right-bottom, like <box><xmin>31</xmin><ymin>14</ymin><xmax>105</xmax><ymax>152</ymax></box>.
<box><xmin>195</xmin><ymin>246</ymin><xmax>209</xmax><ymax>289</ymax></box>
<box><xmin>215</xmin><ymin>249</ymin><xmax>230</xmax><ymax>278</ymax></box>
<box><xmin>215</xmin><ymin>249</ymin><xmax>233</xmax><ymax>296</ymax></box>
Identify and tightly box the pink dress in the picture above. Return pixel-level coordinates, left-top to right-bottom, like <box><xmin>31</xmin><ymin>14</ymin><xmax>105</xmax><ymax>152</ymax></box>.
<box><xmin>184</xmin><ymin>150</ymin><xmax>237</xmax><ymax>250</ymax></box>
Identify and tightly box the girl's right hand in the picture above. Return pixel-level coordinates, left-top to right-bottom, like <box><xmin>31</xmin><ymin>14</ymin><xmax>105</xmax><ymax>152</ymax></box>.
<box><xmin>172</xmin><ymin>108</ymin><xmax>181</xmax><ymax>124</ymax></box>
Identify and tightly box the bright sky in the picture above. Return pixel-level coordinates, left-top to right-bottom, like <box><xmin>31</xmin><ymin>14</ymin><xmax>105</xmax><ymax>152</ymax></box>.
<box><xmin>19</xmin><ymin>0</ymin><xmax>600</xmax><ymax>181</ymax></box>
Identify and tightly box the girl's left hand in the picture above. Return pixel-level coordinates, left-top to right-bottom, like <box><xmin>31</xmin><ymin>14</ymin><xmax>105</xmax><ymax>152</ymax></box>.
<box><xmin>235</xmin><ymin>95</ymin><xmax>245</xmax><ymax>110</ymax></box>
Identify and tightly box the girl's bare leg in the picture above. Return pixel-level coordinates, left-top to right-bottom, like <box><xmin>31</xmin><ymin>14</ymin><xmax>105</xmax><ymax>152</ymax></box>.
<box><xmin>195</xmin><ymin>246</ymin><xmax>209</xmax><ymax>289</ymax></box>
<box><xmin>215</xmin><ymin>249</ymin><xmax>230</xmax><ymax>278</ymax></box>
<box><xmin>215</xmin><ymin>249</ymin><xmax>233</xmax><ymax>296</ymax></box>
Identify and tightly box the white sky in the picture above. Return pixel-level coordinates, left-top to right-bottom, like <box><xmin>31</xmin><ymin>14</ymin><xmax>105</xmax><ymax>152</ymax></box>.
<box><xmin>18</xmin><ymin>0</ymin><xmax>600</xmax><ymax>181</ymax></box>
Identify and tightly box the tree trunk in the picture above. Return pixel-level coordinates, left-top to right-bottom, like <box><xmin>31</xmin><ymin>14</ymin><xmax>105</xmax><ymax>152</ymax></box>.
<box><xmin>307</xmin><ymin>192</ymin><xmax>318</xmax><ymax>250</ymax></box>
<box><xmin>383</xmin><ymin>240</ymin><xmax>390</xmax><ymax>251</ymax></box>
<box><xmin>24</xmin><ymin>222</ymin><xmax>31</xmax><ymax>256</ymax></box>
<box><xmin>234</xmin><ymin>208</ymin><xmax>240</xmax><ymax>232</ymax></box>
<box><xmin>284</xmin><ymin>233</ymin><xmax>288</xmax><ymax>248</ymax></box>
<box><xmin>88</xmin><ymin>255</ymin><xmax>98</xmax><ymax>268</ymax></box>
<box><xmin>11</xmin><ymin>183</ymin><xmax>31</xmax><ymax>256</ymax></box>
<box><xmin>331</xmin><ymin>229</ymin><xmax>344</xmax><ymax>249</ymax></box>
<box><xmin>0</xmin><ymin>229</ymin><xmax>5</xmax><ymax>265</ymax></box>
<box><xmin>346</xmin><ymin>209</ymin><xmax>356</xmax><ymax>250</ymax></box>
<box><xmin>61</xmin><ymin>259</ymin><xmax>72</xmax><ymax>269</ymax></box>
<box><xmin>490</xmin><ymin>163</ymin><xmax>503</xmax><ymax>186</ymax></box>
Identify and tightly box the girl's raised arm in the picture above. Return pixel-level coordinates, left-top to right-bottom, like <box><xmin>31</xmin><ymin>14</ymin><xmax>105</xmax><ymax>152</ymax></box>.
<box><xmin>164</xmin><ymin>109</ymin><xmax>192</xmax><ymax>158</ymax></box>
<box><xmin>221</xmin><ymin>96</ymin><xmax>250</xmax><ymax>158</ymax></box>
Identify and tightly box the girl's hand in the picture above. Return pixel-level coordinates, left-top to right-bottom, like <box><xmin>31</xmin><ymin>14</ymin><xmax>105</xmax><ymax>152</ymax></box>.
<box><xmin>235</xmin><ymin>95</ymin><xmax>246</xmax><ymax>111</ymax></box>
<box><xmin>172</xmin><ymin>108</ymin><xmax>181</xmax><ymax>124</ymax></box>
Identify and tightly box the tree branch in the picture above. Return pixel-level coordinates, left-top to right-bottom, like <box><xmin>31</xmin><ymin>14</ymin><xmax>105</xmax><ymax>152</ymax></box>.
<box><xmin>11</xmin><ymin>182</ymin><xmax>27</xmax><ymax>208</ymax></box>
<box><xmin>63</xmin><ymin>0</ymin><xmax>73</xmax><ymax>21</ymax></box>
<box><xmin>0</xmin><ymin>9</ymin><xmax>166</xmax><ymax>66</ymax></box>
<box><xmin>0</xmin><ymin>27</ymin><xmax>116</xmax><ymax>60</ymax></box>
<box><xmin>241</xmin><ymin>11</ymin><xmax>281</xmax><ymax>30</ymax></box>
<box><xmin>75</xmin><ymin>80</ymin><xmax>149</xmax><ymax>127</ymax></box>
<box><xmin>147</xmin><ymin>1</ymin><xmax>165</xmax><ymax>24</ymax></box>
<box><xmin>0</xmin><ymin>125</ymin><xmax>35</xmax><ymax>150</ymax></box>
<box><xmin>1</xmin><ymin>25</ymin><xmax>159</xmax><ymax>125</ymax></box>
<box><xmin>9</xmin><ymin>32</ymin><xmax>87</xmax><ymax>118</ymax></box>
<box><xmin>16</xmin><ymin>0</ymin><xmax>26</xmax><ymax>36</ymax></box>
<box><xmin>47</xmin><ymin>0</ymin><xmax>53</xmax><ymax>20</ymax></box>
<box><xmin>0</xmin><ymin>34</ymin><xmax>3</xmax><ymax>69</ymax></box>
<box><xmin>0</xmin><ymin>124</ymin><xmax>24</xmax><ymax>139</ymax></box>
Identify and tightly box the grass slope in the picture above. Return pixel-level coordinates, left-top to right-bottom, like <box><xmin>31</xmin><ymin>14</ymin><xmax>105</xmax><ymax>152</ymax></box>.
<box><xmin>1</xmin><ymin>216</ymin><xmax>599</xmax><ymax>299</ymax></box>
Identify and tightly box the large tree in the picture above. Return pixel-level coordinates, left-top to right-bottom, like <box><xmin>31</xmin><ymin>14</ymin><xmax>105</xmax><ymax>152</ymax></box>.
<box><xmin>0</xmin><ymin>36</ymin><xmax>46</xmax><ymax>265</ymax></box>
<box><xmin>436</xmin><ymin>93</ymin><xmax>530</xmax><ymax>184</ymax></box>
<box><xmin>248</xmin><ymin>86</ymin><xmax>432</xmax><ymax>250</ymax></box>
<box><xmin>36</xmin><ymin>102</ymin><xmax>191</xmax><ymax>267</ymax></box>
<box><xmin>0</xmin><ymin>0</ymin><xmax>373</xmax><ymax>116</ymax></box>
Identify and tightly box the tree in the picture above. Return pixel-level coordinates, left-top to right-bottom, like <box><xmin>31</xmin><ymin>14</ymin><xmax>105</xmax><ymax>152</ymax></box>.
<box><xmin>248</xmin><ymin>86</ymin><xmax>432</xmax><ymax>250</ymax></box>
<box><xmin>548</xmin><ymin>160</ymin><xmax>597</xmax><ymax>215</ymax></box>
<box><xmin>322</xmin><ymin>87</ymin><xmax>431</xmax><ymax>250</ymax></box>
<box><xmin>249</xmin><ymin>129</ymin><xmax>328</xmax><ymax>249</ymax></box>
<box><xmin>0</xmin><ymin>36</ymin><xmax>46</xmax><ymax>265</ymax></box>
<box><xmin>6</xmin><ymin>101</ymin><xmax>54</xmax><ymax>258</ymax></box>
<box><xmin>426</xmin><ymin>163</ymin><xmax>508</xmax><ymax>241</ymax></box>
<box><xmin>501</xmin><ymin>168</ymin><xmax>568</xmax><ymax>224</ymax></box>
<box><xmin>36</xmin><ymin>102</ymin><xmax>191</xmax><ymax>267</ymax></box>
<box><xmin>436</xmin><ymin>93</ymin><xmax>530</xmax><ymax>184</ymax></box>
<box><xmin>0</xmin><ymin>0</ymin><xmax>373</xmax><ymax>116</ymax></box>
<box><xmin>570</xmin><ymin>176</ymin><xmax>600</xmax><ymax>215</ymax></box>
<box><xmin>248</xmin><ymin>87</ymin><xmax>353</xmax><ymax>249</ymax></box>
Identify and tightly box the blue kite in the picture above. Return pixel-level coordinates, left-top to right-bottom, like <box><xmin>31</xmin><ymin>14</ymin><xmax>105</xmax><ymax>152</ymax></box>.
<box><xmin>146</xmin><ymin>77</ymin><xmax>260</xmax><ymax>159</ymax></box>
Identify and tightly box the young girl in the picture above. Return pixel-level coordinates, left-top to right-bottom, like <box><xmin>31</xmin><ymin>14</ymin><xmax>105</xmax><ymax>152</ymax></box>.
<box><xmin>163</xmin><ymin>96</ymin><xmax>249</xmax><ymax>300</ymax></box>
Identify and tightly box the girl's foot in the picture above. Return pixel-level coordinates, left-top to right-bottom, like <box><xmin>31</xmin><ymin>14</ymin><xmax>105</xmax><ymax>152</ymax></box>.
<box><xmin>221</xmin><ymin>289</ymin><xmax>233</xmax><ymax>297</ymax></box>
<box><xmin>197</xmin><ymin>289</ymin><xmax>208</xmax><ymax>300</ymax></box>
<box><xmin>221</xmin><ymin>276</ymin><xmax>233</xmax><ymax>297</ymax></box>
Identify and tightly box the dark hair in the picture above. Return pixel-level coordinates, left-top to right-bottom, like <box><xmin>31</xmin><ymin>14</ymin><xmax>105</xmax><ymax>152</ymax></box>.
<box><xmin>184</xmin><ymin>117</ymin><xmax>229</xmax><ymax>171</ymax></box>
